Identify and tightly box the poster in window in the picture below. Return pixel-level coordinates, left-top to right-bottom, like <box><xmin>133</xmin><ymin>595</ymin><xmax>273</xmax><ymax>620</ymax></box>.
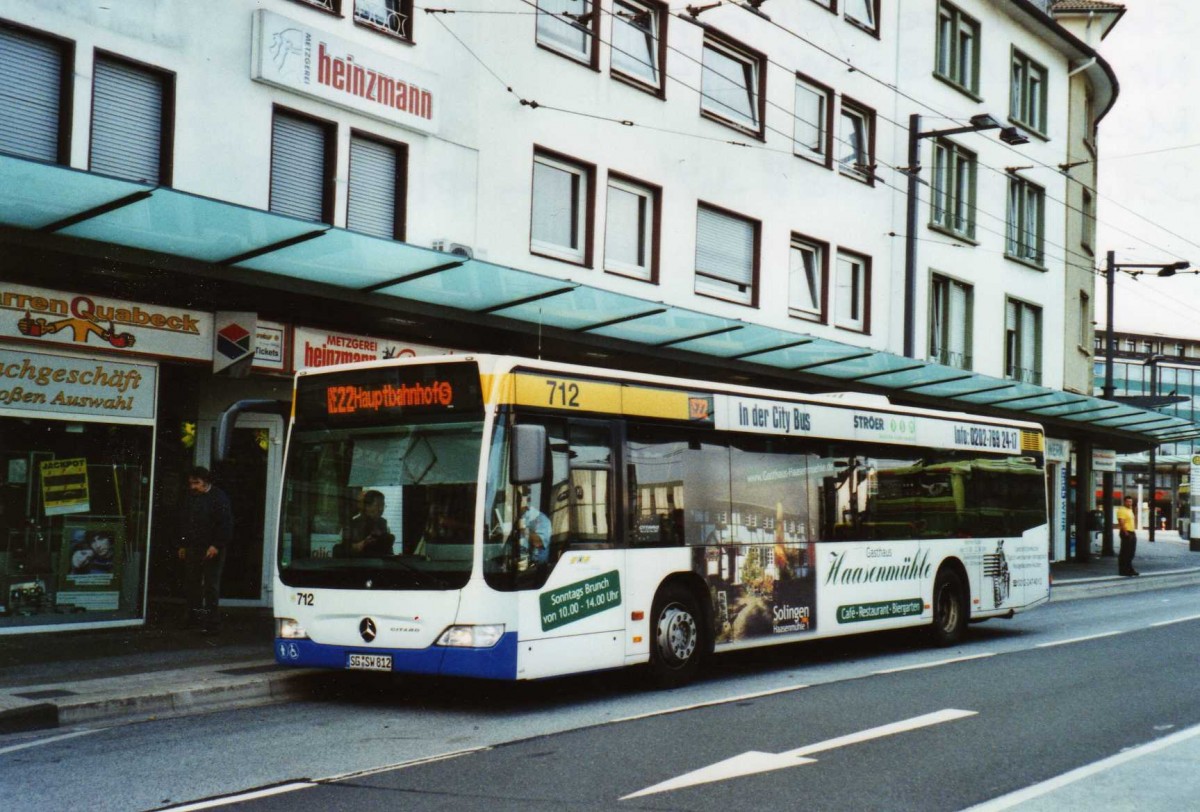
<box><xmin>56</xmin><ymin>519</ymin><xmax>124</xmax><ymax>612</ymax></box>
<box><xmin>41</xmin><ymin>458</ymin><xmax>91</xmax><ymax>516</ymax></box>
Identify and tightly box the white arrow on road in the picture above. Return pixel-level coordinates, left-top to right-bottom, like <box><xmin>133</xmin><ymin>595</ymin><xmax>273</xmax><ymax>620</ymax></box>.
<box><xmin>621</xmin><ymin>708</ymin><xmax>977</xmax><ymax>800</ymax></box>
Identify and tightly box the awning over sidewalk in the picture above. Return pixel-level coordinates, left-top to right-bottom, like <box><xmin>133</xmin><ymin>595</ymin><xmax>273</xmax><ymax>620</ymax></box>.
<box><xmin>3</xmin><ymin>153</ymin><xmax>1197</xmax><ymax>448</ymax></box>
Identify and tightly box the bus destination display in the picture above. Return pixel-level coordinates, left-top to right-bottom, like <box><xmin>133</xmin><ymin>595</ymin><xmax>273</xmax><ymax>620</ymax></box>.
<box><xmin>296</xmin><ymin>362</ymin><xmax>483</xmax><ymax>427</ymax></box>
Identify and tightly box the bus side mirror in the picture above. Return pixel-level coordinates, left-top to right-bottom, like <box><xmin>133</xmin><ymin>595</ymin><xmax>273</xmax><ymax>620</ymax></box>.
<box><xmin>511</xmin><ymin>424</ymin><xmax>546</xmax><ymax>484</ymax></box>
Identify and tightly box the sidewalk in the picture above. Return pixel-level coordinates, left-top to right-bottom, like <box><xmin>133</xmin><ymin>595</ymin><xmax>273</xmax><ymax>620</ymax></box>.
<box><xmin>3</xmin><ymin>535</ymin><xmax>1200</xmax><ymax>736</ymax></box>
<box><xmin>0</xmin><ymin>606</ymin><xmax>326</xmax><ymax>734</ymax></box>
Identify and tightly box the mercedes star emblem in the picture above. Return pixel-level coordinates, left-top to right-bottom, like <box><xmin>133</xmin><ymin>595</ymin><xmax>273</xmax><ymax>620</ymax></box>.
<box><xmin>359</xmin><ymin>617</ymin><xmax>377</xmax><ymax>643</ymax></box>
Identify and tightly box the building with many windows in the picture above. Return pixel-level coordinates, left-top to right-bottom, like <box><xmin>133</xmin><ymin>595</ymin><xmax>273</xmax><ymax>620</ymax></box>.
<box><xmin>1</xmin><ymin>0</ymin><xmax>1190</xmax><ymax>632</ymax></box>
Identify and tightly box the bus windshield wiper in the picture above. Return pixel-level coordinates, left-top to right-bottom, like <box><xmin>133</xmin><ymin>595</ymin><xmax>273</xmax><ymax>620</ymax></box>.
<box><xmin>386</xmin><ymin>556</ymin><xmax>450</xmax><ymax>589</ymax></box>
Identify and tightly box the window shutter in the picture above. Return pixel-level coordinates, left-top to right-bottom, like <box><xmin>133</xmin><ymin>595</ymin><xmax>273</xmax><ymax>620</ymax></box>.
<box><xmin>347</xmin><ymin>135</ymin><xmax>399</xmax><ymax>239</ymax></box>
<box><xmin>0</xmin><ymin>27</ymin><xmax>64</xmax><ymax>162</ymax></box>
<box><xmin>271</xmin><ymin>113</ymin><xmax>327</xmax><ymax>222</ymax></box>
<box><xmin>696</xmin><ymin>207</ymin><xmax>753</xmax><ymax>288</ymax></box>
<box><xmin>91</xmin><ymin>57</ymin><xmax>165</xmax><ymax>183</ymax></box>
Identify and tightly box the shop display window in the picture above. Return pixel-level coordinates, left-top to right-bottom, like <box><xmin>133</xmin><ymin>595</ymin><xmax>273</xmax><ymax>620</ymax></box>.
<box><xmin>0</xmin><ymin>418</ymin><xmax>152</xmax><ymax>627</ymax></box>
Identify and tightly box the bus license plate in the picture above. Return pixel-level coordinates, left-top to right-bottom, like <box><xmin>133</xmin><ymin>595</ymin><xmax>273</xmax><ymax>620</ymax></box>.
<box><xmin>347</xmin><ymin>654</ymin><xmax>392</xmax><ymax>671</ymax></box>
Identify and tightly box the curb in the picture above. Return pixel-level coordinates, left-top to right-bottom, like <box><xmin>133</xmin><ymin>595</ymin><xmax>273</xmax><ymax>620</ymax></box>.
<box><xmin>0</xmin><ymin>666</ymin><xmax>328</xmax><ymax>734</ymax></box>
<box><xmin>1051</xmin><ymin>567</ymin><xmax>1200</xmax><ymax>602</ymax></box>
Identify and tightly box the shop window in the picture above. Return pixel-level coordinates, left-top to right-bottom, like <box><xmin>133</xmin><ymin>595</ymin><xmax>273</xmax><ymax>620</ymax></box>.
<box><xmin>90</xmin><ymin>53</ymin><xmax>173</xmax><ymax>184</ymax></box>
<box><xmin>0</xmin><ymin>418</ymin><xmax>152</xmax><ymax>627</ymax></box>
<box><xmin>347</xmin><ymin>132</ymin><xmax>406</xmax><ymax>240</ymax></box>
<box><xmin>270</xmin><ymin>108</ymin><xmax>335</xmax><ymax>224</ymax></box>
<box><xmin>0</xmin><ymin>23</ymin><xmax>72</xmax><ymax>164</ymax></box>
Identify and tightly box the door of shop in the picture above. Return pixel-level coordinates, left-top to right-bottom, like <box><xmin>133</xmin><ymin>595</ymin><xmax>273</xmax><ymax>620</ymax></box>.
<box><xmin>198</xmin><ymin>414</ymin><xmax>283</xmax><ymax>607</ymax></box>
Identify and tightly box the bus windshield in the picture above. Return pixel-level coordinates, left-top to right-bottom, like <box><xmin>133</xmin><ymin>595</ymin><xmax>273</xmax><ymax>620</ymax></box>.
<box><xmin>279</xmin><ymin>362</ymin><xmax>486</xmax><ymax>590</ymax></box>
<box><xmin>279</xmin><ymin>420</ymin><xmax>483</xmax><ymax>590</ymax></box>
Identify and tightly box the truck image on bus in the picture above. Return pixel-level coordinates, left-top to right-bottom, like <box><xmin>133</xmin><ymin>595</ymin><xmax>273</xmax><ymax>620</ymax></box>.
<box><xmin>269</xmin><ymin>355</ymin><xmax>1050</xmax><ymax>686</ymax></box>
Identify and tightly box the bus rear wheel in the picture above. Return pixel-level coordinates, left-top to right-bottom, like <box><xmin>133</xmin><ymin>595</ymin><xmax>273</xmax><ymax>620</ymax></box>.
<box><xmin>649</xmin><ymin>584</ymin><xmax>705</xmax><ymax>688</ymax></box>
<box><xmin>931</xmin><ymin>567</ymin><xmax>967</xmax><ymax>646</ymax></box>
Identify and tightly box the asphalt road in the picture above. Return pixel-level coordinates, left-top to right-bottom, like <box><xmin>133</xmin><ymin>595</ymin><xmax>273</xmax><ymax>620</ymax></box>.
<box><xmin>4</xmin><ymin>585</ymin><xmax>1200</xmax><ymax>811</ymax></box>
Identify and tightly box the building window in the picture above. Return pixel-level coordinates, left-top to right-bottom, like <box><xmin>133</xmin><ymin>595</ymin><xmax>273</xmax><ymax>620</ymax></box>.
<box><xmin>1125</xmin><ymin>339</ymin><xmax>1135</xmax><ymax>353</ymax></box>
<box><xmin>844</xmin><ymin>0</ymin><xmax>879</xmax><ymax>34</ymax></box>
<box><xmin>695</xmin><ymin>203</ymin><xmax>758</xmax><ymax>305</ymax></box>
<box><xmin>936</xmin><ymin>2</ymin><xmax>979</xmax><ymax>95</ymax></box>
<box><xmin>347</xmin><ymin>133</ymin><xmax>406</xmax><ymax>240</ymax></box>
<box><xmin>354</xmin><ymin>0</ymin><xmax>413</xmax><ymax>41</ymax></box>
<box><xmin>291</xmin><ymin>0</ymin><xmax>341</xmax><ymax>13</ymax></box>
<box><xmin>1010</xmin><ymin>49</ymin><xmax>1048</xmax><ymax>134</ymax></box>
<box><xmin>0</xmin><ymin>23</ymin><xmax>72</xmax><ymax>164</ymax></box>
<box><xmin>794</xmin><ymin>75</ymin><xmax>832</xmax><ymax>165</ymax></box>
<box><xmin>1176</xmin><ymin>343</ymin><xmax>1186</xmax><ymax>358</ymax></box>
<box><xmin>700</xmin><ymin>34</ymin><xmax>764</xmax><ymax>137</ymax></box>
<box><xmin>536</xmin><ymin>0</ymin><xmax>597</xmax><ymax>66</ymax></box>
<box><xmin>270</xmin><ymin>109</ymin><xmax>334</xmax><ymax>223</ymax></box>
<box><xmin>611</xmin><ymin>0</ymin><xmax>664</xmax><ymax>93</ymax></box>
<box><xmin>1006</xmin><ymin>175</ymin><xmax>1045</xmax><ymax>265</ymax></box>
<box><xmin>930</xmin><ymin>275</ymin><xmax>972</xmax><ymax>369</ymax></box>
<box><xmin>89</xmin><ymin>54</ymin><xmax>172</xmax><ymax>184</ymax></box>
<box><xmin>930</xmin><ymin>139</ymin><xmax>976</xmax><ymax>239</ymax></box>
<box><xmin>1078</xmin><ymin>291</ymin><xmax>1090</xmax><ymax>349</ymax></box>
<box><xmin>838</xmin><ymin>100</ymin><xmax>874</xmax><ymax>183</ymax></box>
<box><xmin>1081</xmin><ymin>187</ymin><xmax>1096</xmax><ymax>253</ymax></box>
<box><xmin>604</xmin><ymin>174</ymin><xmax>658</xmax><ymax>281</ymax></box>
<box><xmin>835</xmin><ymin>250</ymin><xmax>870</xmax><ymax>332</ymax></box>
<box><xmin>1005</xmin><ymin>298</ymin><xmax>1042</xmax><ymax>384</ymax></box>
<box><xmin>789</xmin><ymin>235</ymin><xmax>826</xmax><ymax>321</ymax></box>
<box><xmin>531</xmin><ymin>150</ymin><xmax>593</xmax><ymax>265</ymax></box>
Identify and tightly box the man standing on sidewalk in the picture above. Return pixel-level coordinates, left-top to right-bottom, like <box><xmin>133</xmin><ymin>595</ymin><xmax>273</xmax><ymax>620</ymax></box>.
<box><xmin>178</xmin><ymin>466</ymin><xmax>234</xmax><ymax>633</ymax></box>
<box><xmin>1117</xmin><ymin>495</ymin><xmax>1139</xmax><ymax>577</ymax></box>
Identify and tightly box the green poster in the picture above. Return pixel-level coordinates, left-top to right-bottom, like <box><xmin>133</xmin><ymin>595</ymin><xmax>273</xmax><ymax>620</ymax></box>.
<box><xmin>539</xmin><ymin>571</ymin><xmax>621</xmax><ymax>631</ymax></box>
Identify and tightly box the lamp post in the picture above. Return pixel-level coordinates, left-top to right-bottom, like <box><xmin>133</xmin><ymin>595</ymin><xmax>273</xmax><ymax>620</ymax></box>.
<box><xmin>903</xmin><ymin>114</ymin><xmax>1029</xmax><ymax>358</ymax></box>
<box><xmin>1101</xmin><ymin>252</ymin><xmax>1190</xmax><ymax>555</ymax></box>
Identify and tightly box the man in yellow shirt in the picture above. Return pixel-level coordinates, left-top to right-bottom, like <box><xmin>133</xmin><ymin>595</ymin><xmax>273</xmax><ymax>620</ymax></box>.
<box><xmin>1116</xmin><ymin>495</ymin><xmax>1139</xmax><ymax>577</ymax></box>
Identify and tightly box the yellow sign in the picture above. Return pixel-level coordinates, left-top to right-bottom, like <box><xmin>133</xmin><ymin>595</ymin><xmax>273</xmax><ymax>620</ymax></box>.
<box><xmin>41</xmin><ymin>458</ymin><xmax>90</xmax><ymax>516</ymax></box>
<box><xmin>510</xmin><ymin>373</ymin><xmax>703</xmax><ymax>421</ymax></box>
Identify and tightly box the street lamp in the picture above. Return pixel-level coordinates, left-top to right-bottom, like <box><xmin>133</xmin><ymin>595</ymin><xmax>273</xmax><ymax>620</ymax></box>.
<box><xmin>903</xmin><ymin>114</ymin><xmax>1030</xmax><ymax>358</ymax></box>
<box><xmin>1100</xmin><ymin>252</ymin><xmax>1191</xmax><ymax>555</ymax></box>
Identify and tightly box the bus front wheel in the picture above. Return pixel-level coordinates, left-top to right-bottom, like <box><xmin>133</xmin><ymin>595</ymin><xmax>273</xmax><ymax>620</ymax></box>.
<box><xmin>649</xmin><ymin>584</ymin><xmax>705</xmax><ymax>688</ymax></box>
<box><xmin>930</xmin><ymin>567</ymin><xmax>967</xmax><ymax>646</ymax></box>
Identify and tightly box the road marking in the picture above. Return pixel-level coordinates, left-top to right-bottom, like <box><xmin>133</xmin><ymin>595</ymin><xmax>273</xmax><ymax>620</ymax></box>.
<box><xmin>323</xmin><ymin>746</ymin><xmax>491</xmax><ymax>782</ymax></box>
<box><xmin>621</xmin><ymin>708</ymin><xmax>977</xmax><ymax>799</ymax></box>
<box><xmin>1035</xmin><ymin>630</ymin><xmax>1122</xmax><ymax>648</ymax></box>
<box><xmin>158</xmin><ymin>782</ymin><xmax>315</xmax><ymax>811</ymax></box>
<box><xmin>873</xmin><ymin>652</ymin><xmax>995</xmax><ymax>674</ymax></box>
<box><xmin>0</xmin><ymin>728</ymin><xmax>101</xmax><ymax>756</ymax></box>
<box><xmin>963</xmin><ymin>722</ymin><xmax>1200</xmax><ymax>811</ymax></box>
<box><xmin>610</xmin><ymin>684</ymin><xmax>809</xmax><ymax>724</ymax></box>
<box><xmin>1150</xmin><ymin>613</ymin><xmax>1200</xmax><ymax>627</ymax></box>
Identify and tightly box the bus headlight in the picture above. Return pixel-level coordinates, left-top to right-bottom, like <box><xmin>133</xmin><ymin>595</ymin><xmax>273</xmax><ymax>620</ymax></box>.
<box><xmin>436</xmin><ymin>624</ymin><xmax>505</xmax><ymax>648</ymax></box>
<box><xmin>276</xmin><ymin>617</ymin><xmax>309</xmax><ymax>639</ymax></box>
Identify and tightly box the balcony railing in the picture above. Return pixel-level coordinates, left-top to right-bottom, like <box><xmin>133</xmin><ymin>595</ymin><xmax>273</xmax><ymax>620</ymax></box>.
<box><xmin>931</xmin><ymin>347</ymin><xmax>972</xmax><ymax>370</ymax></box>
<box><xmin>1006</xmin><ymin>365</ymin><xmax>1042</xmax><ymax>385</ymax></box>
<box><xmin>354</xmin><ymin>2</ymin><xmax>409</xmax><ymax>39</ymax></box>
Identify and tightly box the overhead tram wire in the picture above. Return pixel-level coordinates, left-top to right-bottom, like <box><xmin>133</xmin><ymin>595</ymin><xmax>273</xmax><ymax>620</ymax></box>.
<box><xmin>713</xmin><ymin>0</ymin><xmax>1200</xmax><ymax>263</ymax></box>
<box><xmin>426</xmin><ymin>3</ymin><xmax>1116</xmax><ymax>276</ymax></box>
<box><xmin>427</xmin><ymin>1</ymin><xmax>1195</xmax><ymax>264</ymax></box>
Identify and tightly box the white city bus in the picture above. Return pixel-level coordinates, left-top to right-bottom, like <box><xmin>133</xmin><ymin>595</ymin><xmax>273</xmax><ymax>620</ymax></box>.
<box><xmin>269</xmin><ymin>355</ymin><xmax>1049</xmax><ymax>686</ymax></box>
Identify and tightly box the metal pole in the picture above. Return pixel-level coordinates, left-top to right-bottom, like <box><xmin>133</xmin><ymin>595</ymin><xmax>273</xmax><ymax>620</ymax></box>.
<box><xmin>903</xmin><ymin>114</ymin><xmax>921</xmax><ymax>359</ymax></box>
<box><xmin>1101</xmin><ymin>251</ymin><xmax>1116</xmax><ymax>556</ymax></box>
<box><xmin>1074</xmin><ymin>439</ymin><xmax>1092</xmax><ymax>562</ymax></box>
<box><xmin>1149</xmin><ymin>358</ymin><xmax>1158</xmax><ymax>542</ymax></box>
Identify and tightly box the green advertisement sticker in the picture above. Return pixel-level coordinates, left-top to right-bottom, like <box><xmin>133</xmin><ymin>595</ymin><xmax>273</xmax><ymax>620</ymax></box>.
<box><xmin>540</xmin><ymin>571</ymin><xmax>622</xmax><ymax>631</ymax></box>
<box><xmin>836</xmin><ymin>598</ymin><xmax>923</xmax><ymax>624</ymax></box>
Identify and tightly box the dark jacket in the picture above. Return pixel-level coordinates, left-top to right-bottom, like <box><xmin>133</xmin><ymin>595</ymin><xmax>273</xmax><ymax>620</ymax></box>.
<box><xmin>180</xmin><ymin>486</ymin><xmax>234</xmax><ymax>551</ymax></box>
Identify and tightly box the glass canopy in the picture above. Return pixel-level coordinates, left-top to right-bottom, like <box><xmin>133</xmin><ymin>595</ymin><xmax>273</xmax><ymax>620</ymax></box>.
<box><xmin>2</xmin><ymin>153</ymin><xmax>1196</xmax><ymax>445</ymax></box>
